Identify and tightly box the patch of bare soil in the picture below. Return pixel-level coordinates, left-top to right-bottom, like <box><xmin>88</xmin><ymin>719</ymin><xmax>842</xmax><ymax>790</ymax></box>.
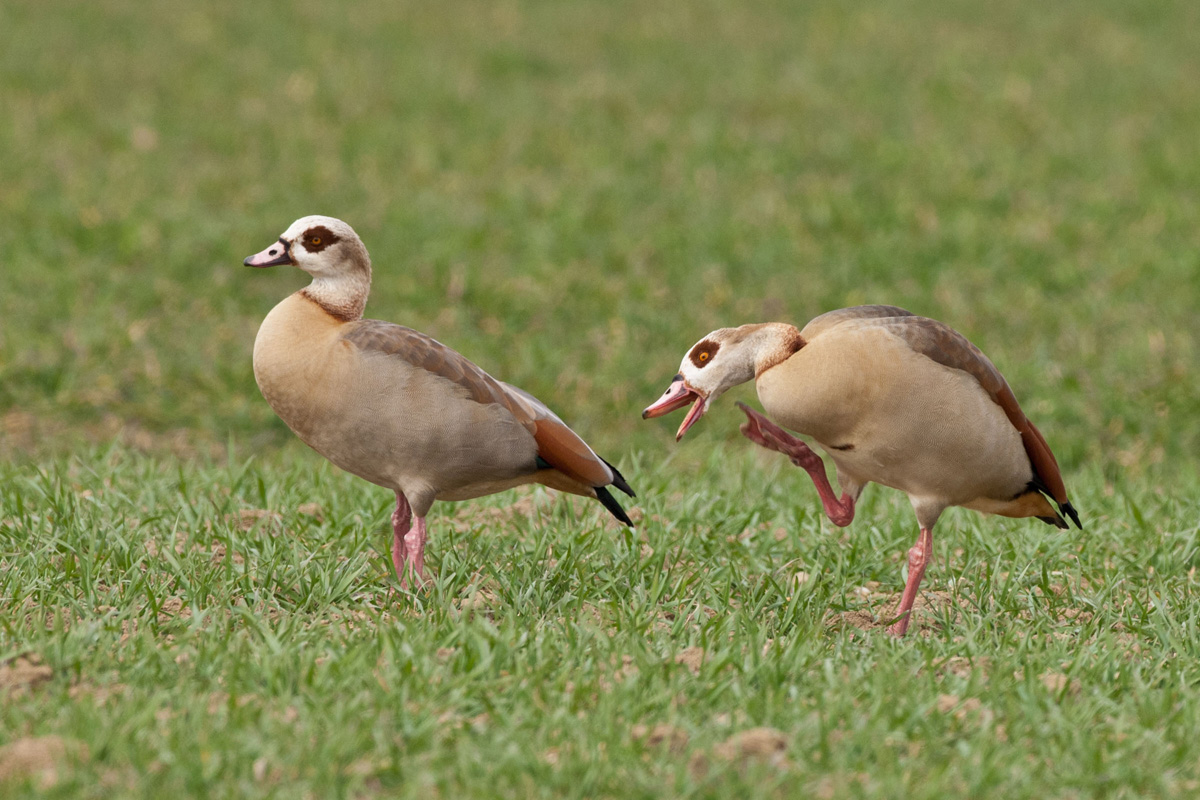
<box><xmin>631</xmin><ymin>723</ymin><xmax>689</xmax><ymax>754</ymax></box>
<box><xmin>452</xmin><ymin>578</ymin><xmax>502</xmax><ymax>618</ymax></box>
<box><xmin>296</xmin><ymin>502</ymin><xmax>324</xmax><ymax>521</ymax></box>
<box><xmin>690</xmin><ymin>727</ymin><xmax>789</xmax><ymax>776</ymax></box>
<box><xmin>936</xmin><ymin>694</ymin><xmax>984</xmax><ymax>717</ymax></box>
<box><xmin>588</xmin><ymin>655</ymin><xmax>640</xmax><ymax>693</ymax></box>
<box><xmin>827</xmin><ymin>590</ymin><xmax>957</xmax><ymax>635</ymax></box>
<box><xmin>447</xmin><ymin>491</ymin><xmax>549</xmax><ymax>532</ymax></box>
<box><xmin>0</xmin><ymin>736</ymin><xmax>89</xmax><ymax>788</ymax></box>
<box><xmin>673</xmin><ymin>646</ymin><xmax>705</xmax><ymax>675</ymax></box>
<box><xmin>1037</xmin><ymin>671</ymin><xmax>1082</xmax><ymax>695</ymax></box>
<box><xmin>435</xmin><ymin>711</ymin><xmax>491</xmax><ymax>735</ymax></box>
<box><xmin>156</xmin><ymin>596</ymin><xmax>192</xmax><ymax>624</ymax></box>
<box><xmin>935</xmin><ymin>655</ymin><xmax>990</xmax><ymax>680</ymax></box>
<box><xmin>67</xmin><ymin>680</ymin><xmax>130</xmax><ymax>705</ymax></box>
<box><xmin>830</xmin><ymin>610</ymin><xmax>880</xmax><ymax>631</ymax></box>
<box><xmin>934</xmin><ymin>694</ymin><xmax>1005</xmax><ymax>740</ymax></box>
<box><xmin>0</xmin><ymin>411</ymin><xmax>39</xmax><ymax>452</ymax></box>
<box><xmin>226</xmin><ymin>508</ymin><xmax>283</xmax><ymax>531</ymax></box>
<box><xmin>0</xmin><ymin>655</ymin><xmax>52</xmax><ymax>696</ymax></box>
<box><xmin>206</xmin><ymin>692</ymin><xmax>261</xmax><ymax>714</ymax></box>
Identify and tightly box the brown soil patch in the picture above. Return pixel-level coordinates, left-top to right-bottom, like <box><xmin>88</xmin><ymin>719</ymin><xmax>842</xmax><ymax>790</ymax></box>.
<box><xmin>0</xmin><ymin>736</ymin><xmax>88</xmax><ymax>788</ymax></box>
<box><xmin>0</xmin><ymin>411</ymin><xmax>38</xmax><ymax>452</ymax></box>
<box><xmin>68</xmin><ymin>681</ymin><xmax>130</xmax><ymax>705</ymax></box>
<box><xmin>674</xmin><ymin>646</ymin><xmax>705</xmax><ymax>674</ymax></box>
<box><xmin>827</xmin><ymin>590</ymin><xmax>956</xmax><ymax>635</ymax></box>
<box><xmin>452</xmin><ymin>579</ymin><xmax>502</xmax><ymax>618</ymax></box>
<box><xmin>1038</xmin><ymin>671</ymin><xmax>1081</xmax><ymax>695</ymax></box>
<box><xmin>227</xmin><ymin>509</ymin><xmax>283</xmax><ymax>531</ymax></box>
<box><xmin>935</xmin><ymin>656</ymin><xmax>990</xmax><ymax>679</ymax></box>
<box><xmin>691</xmin><ymin>727</ymin><xmax>789</xmax><ymax>776</ymax></box>
<box><xmin>0</xmin><ymin>655</ymin><xmax>52</xmax><ymax>695</ymax></box>
<box><xmin>831</xmin><ymin>610</ymin><xmax>880</xmax><ymax>631</ymax></box>
<box><xmin>714</xmin><ymin>728</ymin><xmax>788</xmax><ymax>761</ymax></box>
<box><xmin>208</xmin><ymin>542</ymin><xmax>245</xmax><ymax>565</ymax></box>
<box><xmin>631</xmin><ymin>723</ymin><xmax>689</xmax><ymax>754</ymax></box>
<box><xmin>296</xmin><ymin>502</ymin><xmax>324</xmax><ymax>521</ymax></box>
<box><xmin>448</xmin><ymin>492</ymin><xmax>548</xmax><ymax>531</ymax></box>
<box><xmin>156</xmin><ymin>596</ymin><xmax>192</xmax><ymax>624</ymax></box>
<box><xmin>936</xmin><ymin>694</ymin><xmax>985</xmax><ymax>719</ymax></box>
<box><xmin>207</xmin><ymin>692</ymin><xmax>261</xmax><ymax>714</ymax></box>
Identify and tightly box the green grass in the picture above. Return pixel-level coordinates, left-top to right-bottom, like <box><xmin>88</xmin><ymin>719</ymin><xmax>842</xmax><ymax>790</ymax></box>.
<box><xmin>2</xmin><ymin>451</ymin><xmax>1199</xmax><ymax>797</ymax></box>
<box><xmin>2</xmin><ymin>0</ymin><xmax>1200</xmax><ymax>796</ymax></box>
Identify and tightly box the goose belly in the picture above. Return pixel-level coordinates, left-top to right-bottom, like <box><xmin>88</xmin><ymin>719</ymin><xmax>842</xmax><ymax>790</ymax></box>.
<box><xmin>821</xmin><ymin>369</ymin><xmax>1033</xmax><ymax>504</ymax></box>
<box><xmin>757</xmin><ymin>339</ymin><xmax>1032</xmax><ymax>506</ymax></box>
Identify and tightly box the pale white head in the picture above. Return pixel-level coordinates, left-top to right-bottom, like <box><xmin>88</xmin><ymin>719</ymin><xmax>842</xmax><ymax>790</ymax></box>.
<box><xmin>245</xmin><ymin>215</ymin><xmax>372</xmax><ymax>319</ymax></box>
<box><xmin>643</xmin><ymin>323</ymin><xmax>803</xmax><ymax>440</ymax></box>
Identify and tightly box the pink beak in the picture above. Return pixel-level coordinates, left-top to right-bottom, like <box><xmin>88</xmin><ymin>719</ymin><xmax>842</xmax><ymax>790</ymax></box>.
<box><xmin>244</xmin><ymin>237</ymin><xmax>293</xmax><ymax>268</ymax></box>
<box><xmin>642</xmin><ymin>377</ymin><xmax>709</xmax><ymax>441</ymax></box>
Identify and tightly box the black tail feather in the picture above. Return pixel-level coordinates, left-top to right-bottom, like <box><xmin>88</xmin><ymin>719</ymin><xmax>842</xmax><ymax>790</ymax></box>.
<box><xmin>602</xmin><ymin>457</ymin><xmax>636</xmax><ymax>498</ymax></box>
<box><xmin>1028</xmin><ymin>479</ymin><xmax>1083</xmax><ymax>531</ymax></box>
<box><xmin>595</xmin><ymin>486</ymin><xmax>634</xmax><ymax>527</ymax></box>
<box><xmin>1060</xmin><ymin>501</ymin><xmax>1082</xmax><ymax>530</ymax></box>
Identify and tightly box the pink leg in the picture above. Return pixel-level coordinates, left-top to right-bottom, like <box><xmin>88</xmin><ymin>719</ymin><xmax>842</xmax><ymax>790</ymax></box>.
<box><xmin>737</xmin><ymin>403</ymin><xmax>855</xmax><ymax>527</ymax></box>
<box><xmin>391</xmin><ymin>492</ymin><xmax>411</xmax><ymax>585</ymax></box>
<box><xmin>888</xmin><ymin>526</ymin><xmax>932</xmax><ymax>636</ymax></box>
<box><xmin>400</xmin><ymin>516</ymin><xmax>429</xmax><ymax>589</ymax></box>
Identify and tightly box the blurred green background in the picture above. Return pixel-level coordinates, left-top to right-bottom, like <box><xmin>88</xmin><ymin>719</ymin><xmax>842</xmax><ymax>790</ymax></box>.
<box><xmin>3</xmin><ymin>0</ymin><xmax>1198</xmax><ymax>476</ymax></box>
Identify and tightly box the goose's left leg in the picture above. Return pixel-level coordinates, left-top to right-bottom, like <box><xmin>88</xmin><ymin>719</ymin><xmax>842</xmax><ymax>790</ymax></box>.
<box><xmin>888</xmin><ymin>526</ymin><xmax>933</xmax><ymax>637</ymax></box>
<box><xmin>392</xmin><ymin>493</ymin><xmax>430</xmax><ymax>590</ymax></box>
<box><xmin>401</xmin><ymin>516</ymin><xmax>429</xmax><ymax>589</ymax></box>
<box><xmin>737</xmin><ymin>403</ymin><xmax>855</xmax><ymax>527</ymax></box>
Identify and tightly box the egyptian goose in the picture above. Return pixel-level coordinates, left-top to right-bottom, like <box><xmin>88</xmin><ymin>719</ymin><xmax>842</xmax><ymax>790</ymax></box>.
<box><xmin>643</xmin><ymin>305</ymin><xmax>1080</xmax><ymax>635</ymax></box>
<box><xmin>245</xmin><ymin>215</ymin><xmax>635</xmax><ymax>588</ymax></box>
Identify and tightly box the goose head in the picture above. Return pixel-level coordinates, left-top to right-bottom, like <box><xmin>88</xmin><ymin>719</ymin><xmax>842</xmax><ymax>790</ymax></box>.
<box><xmin>245</xmin><ymin>216</ymin><xmax>369</xmax><ymax>276</ymax></box>
<box><xmin>245</xmin><ymin>215</ymin><xmax>373</xmax><ymax>320</ymax></box>
<box><xmin>642</xmin><ymin>323</ymin><xmax>803</xmax><ymax>440</ymax></box>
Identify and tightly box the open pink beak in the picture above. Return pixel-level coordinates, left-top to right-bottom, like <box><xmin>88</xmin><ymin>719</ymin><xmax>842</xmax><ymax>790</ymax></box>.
<box><xmin>642</xmin><ymin>377</ymin><xmax>709</xmax><ymax>441</ymax></box>
<box><xmin>244</xmin><ymin>237</ymin><xmax>293</xmax><ymax>268</ymax></box>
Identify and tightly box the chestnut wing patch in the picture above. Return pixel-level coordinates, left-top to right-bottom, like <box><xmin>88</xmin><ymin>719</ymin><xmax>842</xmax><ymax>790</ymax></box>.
<box><xmin>498</xmin><ymin>382</ymin><xmax>614</xmax><ymax>488</ymax></box>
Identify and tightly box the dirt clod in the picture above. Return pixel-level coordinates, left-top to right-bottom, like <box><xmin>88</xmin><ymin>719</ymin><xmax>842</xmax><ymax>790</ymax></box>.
<box><xmin>691</xmin><ymin>727</ymin><xmax>789</xmax><ymax>775</ymax></box>
<box><xmin>674</xmin><ymin>646</ymin><xmax>704</xmax><ymax>674</ymax></box>
<box><xmin>631</xmin><ymin>723</ymin><xmax>689</xmax><ymax>754</ymax></box>
<box><xmin>296</xmin><ymin>502</ymin><xmax>324</xmax><ymax>520</ymax></box>
<box><xmin>1040</xmin><ymin>671</ymin><xmax>1080</xmax><ymax>695</ymax></box>
<box><xmin>0</xmin><ymin>736</ymin><xmax>88</xmax><ymax>788</ymax></box>
<box><xmin>0</xmin><ymin>655</ymin><xmax>52</xmax><ymax>695</ymax></box>
<box><xmin>229</xmin><ymin>509</ymin><xmax>282</xmax><ymax>530</ymax></box>
<box><xmin>713</xmin><ymin>727</ymin><xmax>787</xmax><ymax>761</ymax></box>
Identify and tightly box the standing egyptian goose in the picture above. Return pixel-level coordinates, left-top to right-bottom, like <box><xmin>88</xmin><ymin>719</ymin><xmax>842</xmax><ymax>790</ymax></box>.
<box><xmin>643</xmin><ymin>305</ymin><xmax>1080</xmax><ymax>635</ymax></box>
<box><xmin>245</xmin><ymin>215</ymin><xmax>634</xmax><ymax>588</ymax></box>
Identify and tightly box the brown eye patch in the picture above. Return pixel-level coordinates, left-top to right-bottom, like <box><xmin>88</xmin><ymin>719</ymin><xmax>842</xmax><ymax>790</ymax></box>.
<box><xmin>688</xmin><ymin>339</ymin><xmax>719</xmax><ymax>368</ymax></box>
<box><xmin>301</xmin><ymin>225</ymin><xmax>340</xmax><ymax>253</ymax></box>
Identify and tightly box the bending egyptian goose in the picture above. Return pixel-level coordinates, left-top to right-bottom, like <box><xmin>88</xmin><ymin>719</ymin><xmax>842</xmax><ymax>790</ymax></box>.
<box><xmin>245</xmin><ymin>215</ymin><xmax>635</xmax><ymax>588</ymax></box>
<box><xmin>643</xmin><ymin>305</ymin><xmax>1080</xmax><ymax>635</ymax></box>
